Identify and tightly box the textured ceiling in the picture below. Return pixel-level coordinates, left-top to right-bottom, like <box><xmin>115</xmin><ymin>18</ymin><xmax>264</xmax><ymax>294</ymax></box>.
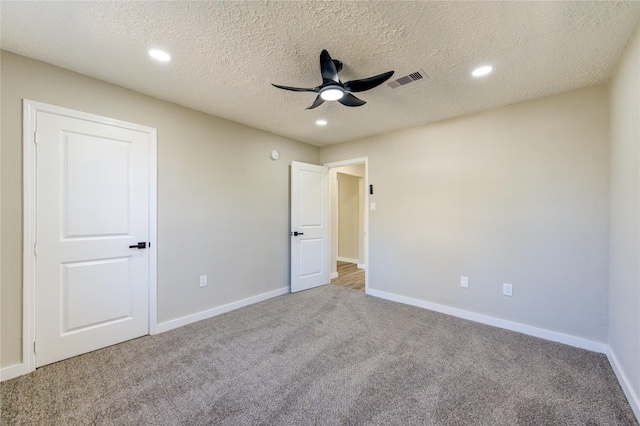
<box><xmin>2</xmin><ymin>1</ymin><xmax>639</xmax><ymax>146</ymax></box>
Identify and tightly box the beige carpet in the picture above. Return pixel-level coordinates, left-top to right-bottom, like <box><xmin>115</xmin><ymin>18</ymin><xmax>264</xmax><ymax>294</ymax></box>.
<box><xmin>2</xmin><ymin>285</ymin><xmax>637</xmax><ymax>425</ymax></box>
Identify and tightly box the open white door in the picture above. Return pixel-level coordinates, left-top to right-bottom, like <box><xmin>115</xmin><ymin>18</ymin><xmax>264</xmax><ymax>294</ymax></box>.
<box><xmin>291</xmin><ymin>161</ymin><xmax>330</xmax><ymax>292</ymax></box>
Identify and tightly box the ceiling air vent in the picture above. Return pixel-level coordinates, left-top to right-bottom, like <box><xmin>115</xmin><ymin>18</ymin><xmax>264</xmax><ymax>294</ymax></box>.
<box><xmin>387</xmin><ymin>70</ymin><xmax>427</xmax><ymax>89</ymax></box>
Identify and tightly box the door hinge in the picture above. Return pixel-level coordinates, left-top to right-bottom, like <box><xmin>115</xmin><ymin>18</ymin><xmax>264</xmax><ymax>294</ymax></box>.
<box><xmin>33</xmin><ymin>341</ymin><xmax>37</xmax><ymax>354</ymax></box>
<box><xmin>34</xmin><ymin>131</ymin><xmax>38</xmax><ymax>144</ymax></box>
<box><xmin>34</xmin><ymin>243</ymin><xmax>38</xmax><ymax>256</ymax></box>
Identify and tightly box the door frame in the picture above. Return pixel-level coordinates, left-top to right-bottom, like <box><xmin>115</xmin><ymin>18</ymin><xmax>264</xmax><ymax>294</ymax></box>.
<box><xmin>324</xmin><ymin>157</ymin><xmax>369</xmax><ymax>293</ymax></box>
<box><xmin>22</xmin><ymin>99</ymin><xmax>158</xmax><ymax>374</ymax></box>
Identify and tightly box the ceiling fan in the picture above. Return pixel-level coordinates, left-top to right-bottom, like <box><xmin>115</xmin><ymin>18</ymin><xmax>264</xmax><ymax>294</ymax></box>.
<box><xmin>272</xmin><ymin>50</ymin><xmax>394</xmax><ymax>109</ymax></box>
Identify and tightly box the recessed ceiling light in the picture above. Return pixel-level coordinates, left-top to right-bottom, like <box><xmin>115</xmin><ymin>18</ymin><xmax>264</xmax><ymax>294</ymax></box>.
<box><xmin>472</xmin><ymin>65</ymin><xmax>493</xmax><ymax>77</ymax></box>
<box><xmin>149</xmin><ymin>49</ymin><xmax>171</xmax><ymax>62</ymax></box>
<box><xmin>315</xmin><ymin>119</ymin><xmax>328</xmax><ymax>126</ymax></box>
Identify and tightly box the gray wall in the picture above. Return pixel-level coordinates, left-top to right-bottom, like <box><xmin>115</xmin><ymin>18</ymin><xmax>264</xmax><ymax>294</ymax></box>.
<box><xmin>0</xmin><ymin>51</ymin><xmax>319</xmax><ymax>368</ymax></box>
<box><xmin>321</xmin><ymin>85</ymin><xmax>610</xmax><ymax>343</ymax></box>
<box><xmin>609</xmin><ymin>27</ymin><xmax>640</xmax><ymax>406</ymax></box>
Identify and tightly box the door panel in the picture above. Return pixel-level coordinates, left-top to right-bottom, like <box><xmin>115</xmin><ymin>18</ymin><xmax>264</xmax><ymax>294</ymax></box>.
<box><xmin>291</xmin><ymin>162</ymin><xmax>329</xmax><ymax>292</ymax></box>
<box><xmin>36</xmin><ymin>110</ymin><xmax>150</xmax><ymax>367</ymax></box>
<box><xmin>64</xmin><ymin>133</ymin><xmax>131</xmax><ymax>237</ymax></box>
<box><xmin>63</xmin><ymin>257</ymin><xmax>132</xmax><ymax>332</ymax></box>
<box><xmin>299</xmin><ymin>238</ymin><xmax>323</xmax><ymax>277</ymax></box>
<box><xmin>299</xmin><ymin>170</ymin><xmax>324</xmax><ymax>226</ymax></box>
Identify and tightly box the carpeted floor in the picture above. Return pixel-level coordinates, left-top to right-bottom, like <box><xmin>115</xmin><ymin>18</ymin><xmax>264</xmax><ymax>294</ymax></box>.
<box><xmin>2</xmin><ymin>285</ymin><xmax>637</xmax><ymax>425</ymax></box>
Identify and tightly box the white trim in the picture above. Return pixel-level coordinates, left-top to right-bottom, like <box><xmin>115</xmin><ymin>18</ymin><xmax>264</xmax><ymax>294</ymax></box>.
<box><xmin>324</xmin><ymin>158</ymin><xmax>369</xmax><ymax>293</ymax></box>
<box><xmin>367</xmin><ymin>288</ymin><xmax>607</xmax><ymax>353</ymax></box>
<box><xmin>0</xmin><ymin>364</ymin><xmax>26</xmax><ymax>382</ymax></box>
<box><xmin>23</xmin><ymin>101</ymin><xmax>37</xmax><ymax>374</ymax></box>
<box><xmin>155</xmin><ymin>286</ymin><xmax>289</xmax><ymax>334</ymax></box>
<box><xmin>22</xmin><ymin>99</ymin><xmax>158</xmax><ymax>373</ymax></box>
<box><xmin>607</xmin><ymin>348</ymin><xmax>640</xmax><ymax>421</ymax></box>
<box><xmin>148</xmin><ymin>129</ymin><xmax>158</xmax><ymax>335</ymax></box>
<box><xmin>337</xmin><ymin>257</ymin><xmax>359</xmax><ymax>264</ymax></box>
<box><xmin>324</xmin><ymin>157</ymin><xmax>369</xmax><ymax>169</ymax></box>
<box><xmin>330</xmin><ymin>272</ymin><xmax>339</xmax><ymax>279</ymax></box>
<box><xmin>357</xmin><ymin>263</ymin><xmax>366</xmax><ymax>269</ymax></box>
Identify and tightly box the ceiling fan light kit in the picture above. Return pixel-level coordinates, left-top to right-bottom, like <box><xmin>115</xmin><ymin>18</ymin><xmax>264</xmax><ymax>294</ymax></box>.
<box><xmin>272</xmin><ymin>50</ymin><xmax>394</xmax><ymax>109</ymax></box>
<box><xmin>319</xmin><ymin>86</ymin><xmax>344</xmax><ymax>101</ymax></box>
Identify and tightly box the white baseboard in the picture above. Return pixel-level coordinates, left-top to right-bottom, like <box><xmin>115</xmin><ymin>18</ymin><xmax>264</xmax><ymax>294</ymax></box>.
<box><xmin>1</xmin><ymin>363</ymin><xmax>25</xmax><ymax>382</ymax></box>
<box><xmin>337</xmin><ymin>257</ymin><xmax>358</xmax><ymax>264</ymax></box>
<box><xmin>366</xmin><ymin>288</ymin><xmax>607</xmax><ymax>354</ymax></box>
<box><xmin>607</xmin><ymin>348</ymin><xmax>640</xmax><ymax>421</ymax></box>
<box><xmin>330</xmin><ymin>272</ymin><xmax>339</xmax><ymax>279</ymax></box>
<box><xmin>357</xmin><ymin>263</ymin><xmax>365</xmax><ymax>269</ymax></box>
<box><xmin>154</xmin><ymin>286</ymin><xmax>289</xmax><ymax>334</ymax></box>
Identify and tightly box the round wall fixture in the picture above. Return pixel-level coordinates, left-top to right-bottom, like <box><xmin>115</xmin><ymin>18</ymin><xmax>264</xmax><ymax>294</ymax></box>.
<box><xmin>270</xmin><ymin>150</ymin><xmax>280</xmax><ymax>161</ymax></box>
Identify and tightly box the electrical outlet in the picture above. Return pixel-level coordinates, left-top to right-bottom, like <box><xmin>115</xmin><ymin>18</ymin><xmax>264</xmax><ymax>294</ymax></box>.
<box><xmin>199</xmin><ymin>275</ymin><xmax>207</xmax><ymax>288</ymax></box>
<box><xmin>460</xmin><ymin>276</ymin><xmax>469</xmax><ymax>288</ymax></box>
<box><xmin>503</xmin><ymin>283</ymin><xmax>513</xmax><ymax>297</ymax></box>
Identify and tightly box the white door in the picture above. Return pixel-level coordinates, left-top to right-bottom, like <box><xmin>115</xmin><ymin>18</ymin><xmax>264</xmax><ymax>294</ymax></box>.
<box><xmin>290</xmin><ymin>161</ymin><xmax>330</xmax><ymax>292</ymax></box>
<box><xmin>35</xmin><ymin>108</ymin><xmax>152</xmax><ymax>367</ymax></box>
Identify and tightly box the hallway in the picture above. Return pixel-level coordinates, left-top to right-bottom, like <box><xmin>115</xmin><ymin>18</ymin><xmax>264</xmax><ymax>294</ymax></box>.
<box><xmin>330</xmin><ymin>261</ymin><xmax>364</xmax><ymax>291</ymax></box>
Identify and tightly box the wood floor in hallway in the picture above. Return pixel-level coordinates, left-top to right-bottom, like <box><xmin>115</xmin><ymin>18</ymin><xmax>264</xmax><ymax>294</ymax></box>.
<box><xmin>331</xmin><ymin>261</ymin><xmax>365</xmax><ymax>291</ymax></box>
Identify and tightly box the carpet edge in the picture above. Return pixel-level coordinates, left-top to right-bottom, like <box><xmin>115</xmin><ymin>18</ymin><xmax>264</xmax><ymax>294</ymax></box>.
<box><xmin>366</xmin><ymin>288</ymin><xmax>607</xmax><ymax>353</ymax></box>
<box><xmin>154</xmin><ymin>286</ymin><xmax>290</xmax><ymax>334</ymax></box>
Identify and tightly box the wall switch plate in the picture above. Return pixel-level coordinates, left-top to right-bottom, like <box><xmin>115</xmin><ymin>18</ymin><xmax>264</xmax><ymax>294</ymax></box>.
<box><xmin>460</xmin><ymin>276</ymin><xmax>469</xmax><ymax>288</ymax></box>
<box><xmin>370</xmin><ymin>202</ymin><xmax>376</xmax><ymax>211</ymax></box>
<box><xmin>503</xmin><ymin>283</ymin><xmax>513</xmax><ymax>296</ymax></box>
<box><xmin>199</xmin><ymin>275</ymin><xmax>207</xmax><ymax>288</ymax></box>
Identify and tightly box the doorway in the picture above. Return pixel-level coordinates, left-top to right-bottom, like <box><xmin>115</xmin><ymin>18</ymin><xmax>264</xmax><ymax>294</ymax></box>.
<box><xmin>324</xmin><ymin>158</ymin><xmax>368</xmax><ymax>292</ymax></box>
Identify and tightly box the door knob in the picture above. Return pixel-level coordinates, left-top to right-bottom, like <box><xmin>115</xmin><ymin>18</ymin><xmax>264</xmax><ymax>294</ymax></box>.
<box><xmin>291</xmin><ymin>231</ymin><xmax>304</xmax><ymax>236</ymax></box>
<box><xmin>129</xmin><ymin>242</ymin><xmax>147</xmax><ymax>249</ymax></box>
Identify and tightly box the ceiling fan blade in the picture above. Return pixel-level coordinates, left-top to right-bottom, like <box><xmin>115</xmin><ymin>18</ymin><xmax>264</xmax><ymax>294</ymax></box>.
<box><xmin>320</xmin><ymin>50</ymin><xmax>340</xmax><ymax>84</ymax></box>
<box><xmin>306</xmin><ymin>95</ymin><xmax>325</xmax><ymax>109</ymax></box>
<box><xmin>343</xmin><ymin>71</ymin><xmax>394</xmax><ymax>93</ymax></box>
<box><xmin>272</xmin><ymin>83</ymin><xmax>318</xmax><ymax>92</ymax></box>
<box><xmin>338</xmin><ymin>93</ymin><xmax>366</xmax><ymax>107</ymax></box>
